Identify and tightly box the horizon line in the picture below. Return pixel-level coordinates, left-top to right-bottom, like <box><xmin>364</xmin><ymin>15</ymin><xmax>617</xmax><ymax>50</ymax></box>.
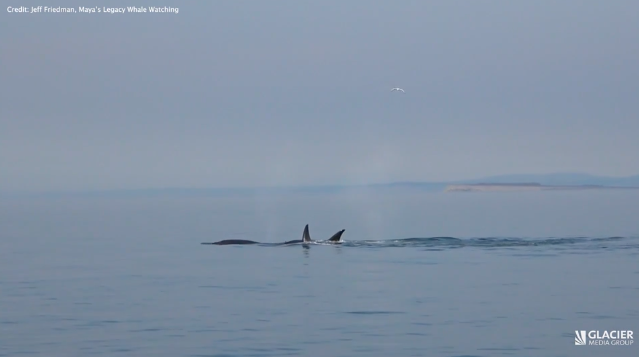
<box><xmin>2</xmin><ymin>172</ymin><xmax>639</xmax><ymax>197</ymax></box>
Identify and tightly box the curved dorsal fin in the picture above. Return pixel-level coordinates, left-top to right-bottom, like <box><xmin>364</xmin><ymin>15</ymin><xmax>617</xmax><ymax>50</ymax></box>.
<box><xmin>302</xmin><ymin>224</ymin><xmax>312</xmax><ymax>243</ymax></box>
<box><xmin>328</xmin><ymin>229</ymin><xmax>345</xmax><ymax>242</ymax></box>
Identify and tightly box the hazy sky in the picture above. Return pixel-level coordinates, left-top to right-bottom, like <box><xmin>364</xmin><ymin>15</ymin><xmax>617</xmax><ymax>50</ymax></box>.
<box><xmin>1</xmin><ymin>0</ymin><xmax>638</xmax><ymax>192</ymax></box>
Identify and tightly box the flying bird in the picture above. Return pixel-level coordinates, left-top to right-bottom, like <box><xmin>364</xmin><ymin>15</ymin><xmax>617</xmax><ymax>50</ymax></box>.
<box><xmin>390</xmin><ymin>87</ymin><xmax>405</xmax><ymax>93</ymax></box>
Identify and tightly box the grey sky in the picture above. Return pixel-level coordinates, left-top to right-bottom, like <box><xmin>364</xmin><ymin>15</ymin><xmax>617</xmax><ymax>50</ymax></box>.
<box><xmin>1</xmin><ymin>0</ymin><xmax>638</xmax><ymax>192</ymax></box>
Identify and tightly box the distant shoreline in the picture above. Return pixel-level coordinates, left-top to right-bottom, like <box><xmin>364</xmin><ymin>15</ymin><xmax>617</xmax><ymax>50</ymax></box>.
<box><xmin>445</xmin><ymin>183</ymin><xmax>639</xmax><ymax>192</ymax></box>
<box><xmin>3</xmin><ymin>173</ymin><xmax>639</xmax><ymax>198</ymax></box>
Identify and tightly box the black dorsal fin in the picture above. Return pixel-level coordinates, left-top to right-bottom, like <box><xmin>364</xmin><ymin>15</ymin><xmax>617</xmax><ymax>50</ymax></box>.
<box><xmin>302</xmin><ymin>224</ymin><xmax>312</xmax><ymax>243</ymax></box>
<box><xmin>328</xmin><ymin>229</ymin><xmax>345</xmax><ymax>242</ymax></box>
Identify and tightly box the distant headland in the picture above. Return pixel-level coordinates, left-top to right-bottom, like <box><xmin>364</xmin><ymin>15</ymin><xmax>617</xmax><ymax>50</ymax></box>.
<box><xmin>442</xmin><ymin>173</ymin><xmax>639</xmax><ymax>192</ymax></box>
<box><xmin>444</xmin><ymin>182</ymin><xmax>639</xmax><ymax>192</ymax></box>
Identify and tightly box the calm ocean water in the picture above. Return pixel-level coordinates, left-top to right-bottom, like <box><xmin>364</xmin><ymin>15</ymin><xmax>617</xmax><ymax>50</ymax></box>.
<box><xmin>1</xmin><ymin>190</ymin><xmax>638</xmax><ymax>356</ymax></box>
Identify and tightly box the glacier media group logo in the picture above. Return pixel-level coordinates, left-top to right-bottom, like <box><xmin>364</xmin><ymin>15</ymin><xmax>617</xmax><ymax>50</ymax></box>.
<box><xmin>575</xmin><ymin>330</ymin><xmax>634</xmax><ymax>346</ymax></box>
<box><xmin>575</xmin><ymin>330</ymin><xmax>587</xmax><ymax>345</ymax></box>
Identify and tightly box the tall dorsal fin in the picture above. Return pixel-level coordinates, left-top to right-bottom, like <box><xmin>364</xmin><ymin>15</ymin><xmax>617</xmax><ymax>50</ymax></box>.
<box><xmin>302</xmin><ymin>224</ymin><xmax>312</xmax><ymax>243</ymax></box>
<box><xmin>328</xmin><ymin>229</ymin><xmax>345</xmax><ymax>242</ymax></box>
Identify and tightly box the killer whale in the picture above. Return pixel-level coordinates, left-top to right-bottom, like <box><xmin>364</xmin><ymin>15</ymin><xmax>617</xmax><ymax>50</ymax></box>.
<box><xmin>301</xmin><ymin>224</ymin><xmax>345</xmax><ymax>244</ymax></box>
<box><xmin>202</xmin><ymin>224</ymin><xmax>345</xmax><ymax>245</ymax></box>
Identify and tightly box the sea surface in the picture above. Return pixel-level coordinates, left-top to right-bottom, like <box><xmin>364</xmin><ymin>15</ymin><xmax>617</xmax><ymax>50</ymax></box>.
<box><xmin>1</xmin><ymin>189</ymin><xmax>638</xmax><ymax>356</ymax></box>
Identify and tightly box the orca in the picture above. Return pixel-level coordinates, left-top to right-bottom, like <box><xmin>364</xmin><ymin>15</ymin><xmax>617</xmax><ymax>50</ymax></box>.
<box><xmin>202</xmin><ymin>224</ymin><xmax>345</xmax><ymax>245</ymax></box>
<box><xmin>297</xmin><ymin>224</ymin><xmax>345</xmax><ymax>244</ymax></box>
<box><xmin>315</xmin><ymin>225</ymin><xmax>346</xmax><ymax>244</ymax></box>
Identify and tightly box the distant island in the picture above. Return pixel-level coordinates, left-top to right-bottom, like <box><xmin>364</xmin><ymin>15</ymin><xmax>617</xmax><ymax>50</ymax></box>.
<box><xmin>444</xmin><ymin>182</ymin><xmax>639</xmax><ymax>192</ymax></box>
<box><xmin>454</xmin><ymin>173</ymin><xmax>639</xmax><ymax>187</ymax></box>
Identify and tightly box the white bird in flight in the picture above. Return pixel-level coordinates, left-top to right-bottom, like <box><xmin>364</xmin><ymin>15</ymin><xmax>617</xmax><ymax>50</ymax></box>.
<box><xmin>390</xmin><ymin>87</ymin><xmax>405</xmax><ymax>93</ymax></box>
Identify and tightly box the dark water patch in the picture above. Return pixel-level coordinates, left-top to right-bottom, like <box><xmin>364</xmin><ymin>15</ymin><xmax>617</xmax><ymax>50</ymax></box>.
<box><xmin>345</xmin><ymin>311</ymin><xmax>405</xmax><ymax>315</ymax></box>
<box><xmin>405</xmin><ymin>332</ymin><xmax>429</xmax><ymax>336</ymax></box>
<box><xmin>292</xmin><ymin>294</ymin><xmax>314</xmax><ymax>298</ymax></box>
<box><xmin>199</xmin><ymin>285</ymin><xmax>265</xmax><ymax>291</ymax></box>
<box><xmin>110</xmin><ymin>348</ymin><xmax>134</xmax><ymax>353</ymax></box>
<box><xmin>537</xmin><ymin>317</ymin><xmax>564</xmax><ymax>321</ymax></box>
<box><xmin>189</xmin><ymin>328</ymin><xmax>222</xmax><ymax>333</ymax></box>
<box><xmin>362</xmin><ymin>332</ymin><xmax>386</xmax><ymax>337</ymax></box>
<box><xmin>391</xmin><ymin>259</ymin><xmax>438</xmax><ymax>266</ymax></box>
<box><xmin>509</xmin><ymin>253</ymin><xmax>558</xmax><ymax>257</ymax></box>
<box><xmin>468</xmin><ymin>237</ymin><xmax>583</xmax><ymax>248</ymax></box>
<box><xmin>346</xmin><ymin>237</ymin><xmax>464</xmax><ymax>249</ymax></box>
<box><xmin>460</xmin><ymin>319</ymin><xmax>492</xmax><ymax>325</ymax></box>
<box><xmin>130</xmin><ymin>328</ymin><xmax>163</xmax><ymax>332</ymax></box>
<box><xmin>300</xmin><ymin>340</ymin><xmax>328</xmax><ymax>345</ymax></box>
<box><xmin>412</xmin><ymin>322</ymin><xmax>433</xmax><ymax>326</ymax></box>
<box><xmin>591</xmin><ymin>236</ymin><xmax>625</xmax><ymax>241</ymax></box>
<box><xmin>352</xmin><ymin>347</ymin><xmax>378</xmax><ymax>352</ymax></box>
<box><xmin>592</xmin><ymin>315</ymin><xmax>616</xmax><ymax>319</ymax></box>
